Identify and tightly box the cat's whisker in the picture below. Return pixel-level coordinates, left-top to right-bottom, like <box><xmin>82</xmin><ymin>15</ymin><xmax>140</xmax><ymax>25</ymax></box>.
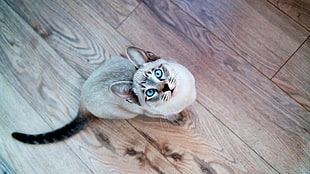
<box><xmin>172</xmin><ymin>76</ymin><xmax>176</xmax><ymax>84</ymax></box>
<box><xmin>162</xmin><ymin>95</ymin><xmax>166</xmax><ymax>101</ymax></box>
<box><xmin>166</xmin><ymin>94</ymin><xmax>169</xmax><ymax>101</ymax></box>
<box><xmin>162</xmin><ymin>94</ymin><xmax>167</xmax><ymax>102</ymax></box>
<box><xmin>161</xmin><ymin>95</ymin><xmax>165</xmax><ymax>101</ymax></box>
<box><xmin>167</xmin><ymin>94</ymin><xmax>171</xmax><ymax>101</ymax></box>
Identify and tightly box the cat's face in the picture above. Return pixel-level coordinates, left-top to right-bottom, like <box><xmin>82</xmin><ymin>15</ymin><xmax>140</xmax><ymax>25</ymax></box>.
<box><xmin>111</xmin><ymin>46</ymin><xmax>196</xmax><ymax>117</ymax></box>
<box><xmin>133</xmin><ymin>58</ymin><xmax>196</xmax><ymax>116</ymax></box>
<box><xmin>133</xmin><ymin>59</ymin><xmax>176</xmax><ymax>106</ymax></box>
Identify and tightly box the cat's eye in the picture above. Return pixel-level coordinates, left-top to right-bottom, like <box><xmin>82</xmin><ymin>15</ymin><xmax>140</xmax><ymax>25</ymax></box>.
<box><xmin>154</xmin><ymin>69</ymin><xmax>163</xmax><ymax>79</ymax></box>
<box><xmin>145</xmin><ymin>89</ymin><xmax>156</xmax><ymax>97</ymax></box>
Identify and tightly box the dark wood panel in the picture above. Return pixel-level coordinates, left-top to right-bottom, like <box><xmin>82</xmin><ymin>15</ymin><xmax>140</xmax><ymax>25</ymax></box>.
<box><xmin>268</xmin><ymin>0</ymin><xmax>310</xmax><ymax>30</ymax></box>
<box><xmin>172</xmin><ymin>0</ymin><xmax>309</xmax><ymax>78</ymax></box>
<box><xmin>273</xmin><ymin>38</ymin><xmax>310</xmax><ymax>111</ymax></box>
<box><xmin>118</xmin><ymin>1</ymin><xmax>310</xmax><ymax>173</ymax></box>
<box><xmin>0</xmin><ymin>1</ymin><xmax>179</xmax><ymax>173</ymax></box>
<box><xmin>5</xmin><ymin>0</ymin><xmax>132</xmax><ymax>79</ymax></box>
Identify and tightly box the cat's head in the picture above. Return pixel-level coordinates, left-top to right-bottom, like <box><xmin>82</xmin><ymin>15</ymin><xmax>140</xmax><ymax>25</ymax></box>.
<box><xmin>111</xmin><ymin>47</ymin><xmax>196</xmax><ymax>117</ymax></box>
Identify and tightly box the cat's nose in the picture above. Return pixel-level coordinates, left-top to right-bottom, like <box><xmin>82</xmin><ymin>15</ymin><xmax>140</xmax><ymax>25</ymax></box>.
<box><xmin>162</xmin><ymin>83</ymin><xmax>170</xmax><ymax>92</ymax></box>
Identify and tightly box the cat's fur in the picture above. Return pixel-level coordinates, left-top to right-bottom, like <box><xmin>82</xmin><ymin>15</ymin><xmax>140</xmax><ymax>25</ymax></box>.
<box><xmin>12</xmin><ymin>47</ymin><xmax>196</xmax><ymax>144</ymax></box>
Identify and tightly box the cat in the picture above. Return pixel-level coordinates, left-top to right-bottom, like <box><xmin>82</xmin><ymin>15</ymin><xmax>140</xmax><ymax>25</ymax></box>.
<box><xmin>12</xmin><ymin>46</ymin><xmax>196</xmax><ymax>144</ymax></box>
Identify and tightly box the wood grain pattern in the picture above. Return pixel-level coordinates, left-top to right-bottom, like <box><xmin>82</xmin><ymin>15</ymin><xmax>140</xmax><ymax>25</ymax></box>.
<box><xmin>5</xmin><ymin>0</ymin><xmax>132</xmax><ymax>79</ymax></box>
<box><xmin>268</xmin><ymin>0</ymin><xmax>310</xmax><ymax>30</ymax></box>
<box><xmin>171</xmin><ymin>0</ymin><xmax>309</xmax><ymax>78</ymax></box>
<box><xmin>2</xmin><ymin>0</ymin><xmax>281</xmax><ymax>173</ymax></box>
<box><xmin>0</xmin><ymin>155</ymin><xmax>14</xmax><ymax>174</ymax></box>
<box><xmin>273</xmin><ymin>38</ymin><xmax>310</xmax><ymax>111</ymax></box>
<box><xmin>0</xmin><ymin>74</ymin><xmax>91</xmax><ymax>174</ymax></box>
<box><xmin>118</xmin><ymin>1</ymin><xmax>310</xmax><ymax>173</ymax></box>
<box><xmin>2</xmin><ymin>0</ymin><xmax>310</xmax><ymax>173</ymax></box>
<box><xmin>76</xmin><ymin>0</ymin><xmax>140</xmax><ymax>28</ymax></box>
<box><xmin>0</xmin><ymin>2</ymin><xmax>179</xmax><ymax>173</ymax></box>
<box><xmin>128</xmin><ymin>103</ymin><xmax>277</xmax><ymax>173</ymax></box>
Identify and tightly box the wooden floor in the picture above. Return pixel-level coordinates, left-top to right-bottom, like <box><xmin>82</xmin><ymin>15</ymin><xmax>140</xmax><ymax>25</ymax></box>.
<box><xmin>0</xmin><ymin>0</ymin><xmax>309</xmax><ymax>173</ymax></box>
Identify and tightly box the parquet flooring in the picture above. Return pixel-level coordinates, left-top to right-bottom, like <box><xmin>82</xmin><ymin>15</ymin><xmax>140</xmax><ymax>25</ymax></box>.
<box><xmin>1</xmin><ymin>0</ymin><xmax>309</xmax><ymax>173</ymax></box>
<box><xmin>268</xmin><ymin>0</ymin><xmax>310</xmax><ymax>30</ymax></box>
<box><xmin>273</xmin><ymin>38</ymin><xmax>310</xmax><ymax>112</ymax></box>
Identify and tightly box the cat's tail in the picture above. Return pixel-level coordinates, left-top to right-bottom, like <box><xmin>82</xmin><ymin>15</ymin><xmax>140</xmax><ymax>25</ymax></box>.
<box><xmin>12</xmin><ymin>110</ymin><xmax>92</xmax><ymax>145</ymax></box>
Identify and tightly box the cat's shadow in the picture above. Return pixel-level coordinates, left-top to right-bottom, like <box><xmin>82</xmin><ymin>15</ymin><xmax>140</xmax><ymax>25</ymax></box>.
<box><xmin>133</xmin><ymin>109</ymin><xmax>190</xmax><ymax>126</ymax></box>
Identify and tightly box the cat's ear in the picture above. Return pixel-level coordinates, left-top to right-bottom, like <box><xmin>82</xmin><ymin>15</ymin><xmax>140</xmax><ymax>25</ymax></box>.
<box><xmin>126</xmin><ymin>46</ymin><xmax>160</xmax><ymax>68</ymax></box>
<box><xmin>110</xmin><ymin>81</ymin><xmax>140</xmax><ymax>105</ymax></box>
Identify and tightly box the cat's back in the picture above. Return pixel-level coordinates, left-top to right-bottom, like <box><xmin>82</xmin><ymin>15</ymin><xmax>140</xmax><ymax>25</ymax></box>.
<box><xmin>86</xmin><ymin>56</ymin><xmax>135</xmax><ymax>85</ymax></box>
<box><xmin>80</xmin><ymin>56</ymin><xmax>138</xmax><ymax>118</ymax></box>
<box><xmin>96</xmin><ymin>56</ymin><xmax>135</xmax><ymax>79</ymax></box>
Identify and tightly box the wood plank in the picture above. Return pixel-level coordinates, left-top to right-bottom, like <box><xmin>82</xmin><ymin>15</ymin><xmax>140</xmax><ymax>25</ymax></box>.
<box><xmin>128</xmin><ymin>103</ymin><xmax>277</xmax><ymax>173</ymax></box>
<box><xmin>171</xmin><ymin>0</ymin><xmax>309</xmax><ymax>78</ymax></box>
<box><xmin>0</xmin><ymin>2</ymin><xmax>180</xmax><ymax>173</ymax></box>
<box><xmin>0</xmin><ymin>74</ymin><xmax>91</xmax><ymax>174</ymax></box>
<box><xmin>268</xmin><ymin>0</ymin><xmax>310</xmax><ymax>30</ymax></box>
<box><xmin>117</xmin><ymin>1</ymin><xmax>310</xmax><ymax>173</ymax></box>
<box><xmin>5</xmin><ymin>0</ymin><xmax>132</xmax><ymax>79</ymax></box>
<box><xmin>77</xmin><ymin>0</ymin><xmax>140</xmax><ymax>28</ymax></box>
<box><xmin>0</xmin><ymin>155</ymin><xmax>14</xmax><ymax>174</ymax></box>
<box><xmin>273</xmin><ymin>38</ymin><xmax>310</xmax><ymax>111</ymax></box>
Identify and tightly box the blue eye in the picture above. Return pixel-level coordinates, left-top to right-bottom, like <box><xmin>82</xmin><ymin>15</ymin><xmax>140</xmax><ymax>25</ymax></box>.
<box><xmin>146</xmin><ymin>89</ymin><xmax>155</xmax><ymax>97</ymax></box>
<box><xmin>154</xmin><ymin>69</ymin><xmax>163</xmax><ymax>79</ymax></box>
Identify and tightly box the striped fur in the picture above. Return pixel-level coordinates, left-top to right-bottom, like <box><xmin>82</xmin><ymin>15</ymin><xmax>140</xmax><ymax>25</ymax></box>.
<box><xmin>12</xmin><ymin>111</ymin><xmax>92</xmax><ymax>144</ymax></box>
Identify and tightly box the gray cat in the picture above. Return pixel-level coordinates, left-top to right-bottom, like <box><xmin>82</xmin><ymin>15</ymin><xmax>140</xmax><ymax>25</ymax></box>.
<box><xmin>12</xmin><ymin>47</ymin><xmax>196</xmax><ymax>144</ymax></box>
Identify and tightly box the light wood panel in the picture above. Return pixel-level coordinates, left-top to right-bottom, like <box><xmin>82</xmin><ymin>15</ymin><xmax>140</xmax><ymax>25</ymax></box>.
<box><xmin>2</xmin><ymin>0</ymin><xmax>282</xmax><ymax>173</ymax></box>
<box><xmin>268</xmin><ymin>0</ymin><xmax>310</xmax><ymax>30</ymax></box>
<box><xmin>129</xmin><ymin>103</ymin><xmax>277</xmax><ymax>173</ymax></box>
<box><xmin>0</xmin><ymin>156</ymin><xmax>14</xmax><ymax>174</ymax></box>
<box><xmin>5</xmin><ymin>0</ymin><xmax>132</xmax><ymax>79</ymax></box>
<box><xmin>118</xmin><ymin>1</ymin><xmax>310</xmax><ymax>173</ymax></box>
<box><xmin>172</xmin><ymin>0</ymin><xmax>309</xmax><ymax>78</ymax></box>
<box><xmin>2</xmin><ymin>0</ymin><xmax>310</xmax><ymax>173</ymax></box>
<box><xmin>0</xmin><ymin>1</ymin><xmax>179</xmax><ymax>173</ymax></box>
<box><xmin>0</xmin><ymin>74</ymin><xmax>91</xmax><ymax>174</ymax></box>
<box><xmin>273</xmin><ymin>38</ymin><xmax>310</xmax><ymax>111</ymax></box>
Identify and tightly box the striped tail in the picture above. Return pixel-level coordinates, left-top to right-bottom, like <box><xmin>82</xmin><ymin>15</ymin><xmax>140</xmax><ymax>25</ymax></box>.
<box><xmin>12</xmin><ymin>111</ymin><xmax>92</xmax><ymax>145</ymax></box>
